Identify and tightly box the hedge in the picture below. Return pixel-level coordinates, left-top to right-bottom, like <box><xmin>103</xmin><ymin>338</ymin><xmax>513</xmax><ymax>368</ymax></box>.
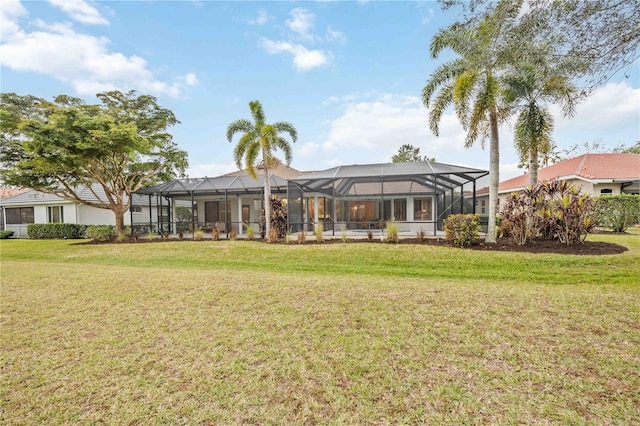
<box><xmin>0</xmin><ymin>230</ymin><xmax>15</xmax><ymax>239</ymax></box>
<box><xmin>594</xmin><ymin>194</ymin><xmax>640</xmax><ymax>232</ymax></box>
<box><xmin>27</xmin><ymin>223</ymin><xmax>87</xmax><ymax>239</ymax></box>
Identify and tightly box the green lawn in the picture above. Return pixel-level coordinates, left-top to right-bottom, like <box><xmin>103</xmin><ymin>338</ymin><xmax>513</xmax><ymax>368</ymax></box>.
<box><xmin>1</xmin><ymin>233</ymin><xmax>639</xmax><ymax>424</ymax></box>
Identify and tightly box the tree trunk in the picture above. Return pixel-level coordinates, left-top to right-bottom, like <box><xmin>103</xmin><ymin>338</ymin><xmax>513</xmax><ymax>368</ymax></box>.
<box><xmin>114</xmin><ymin>209</ymin><xmax>126</xmax><ymax>236</ymax></box>
<box><xmin>487</xmin><ymin>110</ymin><xmax>500</xmax><ymax>244</ymax></box>
<box><xmin>529</xmin><ymin>145</ymin><xmax>539</xmax><ymax>187</ymax></box>
<box><xmin>263</xmin><ymin>162</ymin><xmax>271</xmax><ymax>240</ymax></box>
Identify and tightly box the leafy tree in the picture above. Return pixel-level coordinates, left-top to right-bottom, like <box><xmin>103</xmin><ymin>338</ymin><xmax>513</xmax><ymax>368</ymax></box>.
<box><xmin>391</xmin><ymin>144</ymin><xmax>434</xmax><ymax>162</ymax></box>
<box><xmin>226</xmin><ymin>100</ymin><xmax>297</xmax><ymax>240</ymax></box>
<box><xmin>0</xmin><ymin>91</ymin><xmax>188</xmax><ymax>235</ymax></box>
<box><xmin>502</xmin><ymin>44</ymin><xmax>579</xmax><ymax>186</ymax></box>
<box><xmin>439</xmin><ymin>0</ymin><xmax>640</xmax><ymax>90</ymax></box>
<box><xmin>422</xmin><ymin>0</ymin><xmax>521</xmax><ymax>243</ymax></box>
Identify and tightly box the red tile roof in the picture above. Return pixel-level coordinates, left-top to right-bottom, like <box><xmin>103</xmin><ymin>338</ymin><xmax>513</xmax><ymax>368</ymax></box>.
<box><xmin>478</xmin><ymin>153</ymin><xmax>640</xmax><ymax>194</ymax></box>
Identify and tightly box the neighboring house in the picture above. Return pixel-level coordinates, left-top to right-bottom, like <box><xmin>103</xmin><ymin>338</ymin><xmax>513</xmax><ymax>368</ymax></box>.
<box><xmin>0</xmin><ymin>185</ymin><xmax>159</xmax><ymax>238</ymax></box>
<box><xmin>475</xmin><ymin>153</ymin><xmax>640</xmax><ymax>215</ymax></box>
<box><xmin>136</xmin><ymin>161</ymin><xmax>489</xmax><ymax>236</ymax></box>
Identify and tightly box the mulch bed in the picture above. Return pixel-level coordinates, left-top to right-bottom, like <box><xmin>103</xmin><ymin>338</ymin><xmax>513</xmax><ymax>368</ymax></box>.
<box><xmin>76</xmin><ymin>230</ymin><xmax>632</xmax><ymax>256</ymax></box>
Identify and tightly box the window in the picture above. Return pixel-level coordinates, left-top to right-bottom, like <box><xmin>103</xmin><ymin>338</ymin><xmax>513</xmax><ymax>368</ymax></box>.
<box><xmin>130</xmin><ymin>205</ymin><xmax>143</xmax><ymax>213</ymax></box>
<box><xmin>394</xmin><ymin>199</ymin><xmax>407</xmax><ymax>221</ymax></box>
<box><xmin>414</xmin><ymin>198</ymin><xmax>432</xmax><ymax>220</ymax></box>
<box><xmin>48</xmin><ymin>206</ymin><xmax>64</xmax><ymax>223</ymax></box>
<box><xmin>600</xmin><ymin>189</ymin><xmax>614</xmax><ymax>196</ymax></box>
<box><xmin>5</xmin><ymin>207</ymin><xmax>35</xmax><ymax>224</ymax></box>
<box><xmin>481</xmin><ymin>200</ymin><xmax>486</xmax><ymax>215</ymax></box>
<box><xmin>204</xmin><ymin>201</ymin><xmax>230</xmax><ymax>224</ymax></box>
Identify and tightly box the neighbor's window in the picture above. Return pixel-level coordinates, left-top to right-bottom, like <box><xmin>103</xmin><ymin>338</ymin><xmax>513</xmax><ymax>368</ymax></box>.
<box><xmin>130</xmin><ymin>205</ymin><xmax>143</xmax><ymax>213</ymax></box>
<box><xmin>481</xmin><ymin>200</ymin><xmax>486</xmax><ymax>215</ymax></box>
<box><xmin>47</xmin><ymin>206</ymin><xmax>64</xmax><ymax>223</ymax></box>
<box><xmin>5</xmin><ymin>207</ymin><xmax>35</xmax><ymax>224</ymax></box>
<box><xmin>414</xmin><ymin>198</ymin><xmax>432</xmax><ymax>220</ymax></box>
<box><xmin>600</xmin><ymin>189</ymin><xmax>614</xmax><ymax>195</ymax></box>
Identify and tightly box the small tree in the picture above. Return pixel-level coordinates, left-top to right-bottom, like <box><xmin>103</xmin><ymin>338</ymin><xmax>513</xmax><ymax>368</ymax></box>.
<box><xmin>0</xmin><ymin>91</ymin><xmax>188</xmax><ymax>235</ymax></box>
<box><xmin>594</xmin><ymin>194</ymin><xmax>640</xmax><ymax>232</ymax></box>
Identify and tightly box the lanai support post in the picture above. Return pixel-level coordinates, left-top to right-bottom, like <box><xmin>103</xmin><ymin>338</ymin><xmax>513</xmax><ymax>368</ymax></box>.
<box><xmin>224</xmin><ymin>189</ymin><xmax>229</xmax><ymax>240</ymax></box>
<box><xmin>459</xmin><ymin>182</ymin><xmax>464</xmax><ymax>214</ymax></box>
<box><xmin>148</xmin><ymin>194</ymin><xmax>153</xmax><ymax>232</ymax></box>
<box><xmin>158</xmin><ymin>194</ymin><xmax>163</xmax><ymax>235</ymax></box>
<box><xmin>433</xmin><ymin>175</ymin><xmax>438</xmax><ymax>236</ymax></box>
<box><xmin>472</xmin><ymin>179</ymin><xmax>477</xmax><ymax>214</ymax></box>
<box><xmin>191</xmin><ymin>191</ymin><xmax>195</xmax><ymax>233</ymax></box>
<box><xmin>332</xmin><ymin>180</ymin><xmax>336</xmax><ymax>236</ymax></box>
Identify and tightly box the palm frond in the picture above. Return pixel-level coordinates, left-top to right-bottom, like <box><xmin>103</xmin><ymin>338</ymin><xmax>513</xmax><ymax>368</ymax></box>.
<box><xmin>428</xmin><ymin>84</ymin><xmax>454</xmax><ymax>136</ymax></box>
<box><xmin>272</xmin><ymin>121</ymin><xmax>298</xmax><ymax>143</ymax></box>
<box><xmin>249</xmin><ymin>100</ymin><xmax>266</xmax><ymax>128</ymax></box>
<box><xmin>226</xmin><ymin>119</ymin><xmax>253</xmax><ymax>142</ymax></box>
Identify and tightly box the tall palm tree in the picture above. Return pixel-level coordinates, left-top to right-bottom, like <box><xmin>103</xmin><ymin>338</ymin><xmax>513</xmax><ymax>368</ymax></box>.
<box><xmin>421</xmin><ymin>1</ymin><xmax>520</xmax><ymax>243</ymax></box>
<box><xmin>503</xmin><ymin>49</ymin><xmax>578</xmax><ymax>186</ymax></box>
<box><xmin>226</xmin><ymin>100</ymin><xmax>297</xmax><ymax>240</ymax></box>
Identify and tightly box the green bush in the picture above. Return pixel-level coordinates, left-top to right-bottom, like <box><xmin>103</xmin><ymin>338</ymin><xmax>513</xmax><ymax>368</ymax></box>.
<box><xmin>86</xmin><ymin>225</ymin><xmax>115</xmax><ymax>241</ymax></box>
<box><xmin>443</xmin><ymin>214</ymin><xmax>480</xmax><ymax>246</ymax></box>
<box><xmin>594</xmin><ymin>194</ymin><xmax>640</xmax><ymax>232</ymax></box>
<box><xmin>27</xmin><ymin>223</ymin><xmax>87</xmax><ymax>239</ymax></box>
<box><xmin>0</xmin><ymin>230</ymin><xmax>15</xmax><ymax>239</ymax></box>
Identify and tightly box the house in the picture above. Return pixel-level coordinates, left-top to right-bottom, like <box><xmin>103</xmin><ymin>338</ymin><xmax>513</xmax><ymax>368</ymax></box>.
<box><xmin>475</xmin><ymin>153</ymin><xmax>640</xmax><ymax>215</ymax></box>
<box><xmin>0</xmin><ymin>185</ymin><xmax>160</xmax><ymax>238</ymax></box>
<box><xmin>135</xmin><ymin>160</ymin><xmax>489</xmax><ymax>236</ymax></box>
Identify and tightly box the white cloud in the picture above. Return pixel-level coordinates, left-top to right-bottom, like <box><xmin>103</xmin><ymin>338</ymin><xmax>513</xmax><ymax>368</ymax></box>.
<box><xmin>261</xmin><ymin>39</ymin><xmax>331</xmax><ymax>72</ymax></box>
<box><xmin>421</xmin><ymin>8</ymin><xmax>435</xmax><ymax>25</ymax></box>
<box><xmin>47</xmin><ymin>0</ymin><xmax>108</xmax><ymax>26</ymax></box>
<box><xmin>552</xmin><ymin>82</ymin><xmax>640</xmax><ymax>132</ymax></box>
<box><xmin>0</xmin><ymin>0</ymin><xmax>27</xmax><ymax>38</ymax></box>
<box><xmin>326</xmin><ymin>26</ymin><xmax>346</xmax><ymax>44</ymax></box>
<box><xmin>286</xmin><ymin>8</ymin><xmax>315</xmax><ymax>38</ymax></box>
<box><xmin>0</xmin><ymin>5</ymin><xmax>197</xmax><ymax>98</ymax></box>
<box><xmin>248</xmin><ymin>9</ymin><xmax>272</xmax><ymax>26</ymax></box>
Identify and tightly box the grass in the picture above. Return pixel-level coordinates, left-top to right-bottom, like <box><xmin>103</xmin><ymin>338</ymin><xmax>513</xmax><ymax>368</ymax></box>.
<box><xmin>1</xmin><ymin>232</ymin><xmax>639</xmax><ymax>424</ymax></box>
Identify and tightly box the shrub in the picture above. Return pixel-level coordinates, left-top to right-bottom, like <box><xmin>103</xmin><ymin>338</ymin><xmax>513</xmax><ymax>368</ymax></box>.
<box><xmin>147</xmin><ymin>231</ymin><xmax>156</xmax><ymax>241</ymax></box>
<box><xmin>85</xmin><ymin>225</ymin><xmax>115</xmax><ymax>241</ymax></box>
<box><xmin>28</xmin><ymin>223</ymin><xmax>87</xmax><ymax>239</ymax></box>
<box><xmin>246</xmin><ymin>224</ymin><xmax>255</xmax><ymax>241</ymax></box>
<box><xmin>211</xmin><ymin>228</ymin><xmax>220</xmax><ymax>241</ymax></box>
<box><xmin>443</xmin><ymin>214</ymin><xmax>481</xmax><ymax>247</ymax></box>
<box><xmin>367</xmin><ymin>229</ymin><xmax>373</xmax><ymax>242</ymax></box>
<box><xmin>193</xmin><ymin>230</ymin><xmax>204</xmax><ymax>241</ymax></box>
<box><xmin>341</xmin><ymin>225</ymin><xmax>348</xmax><ymax>243</ymax></box>
<box><xmin>115</xmin><ymin>233</ymin><xmax>129</xmax><ymax>243</ymax></box>
<box><xmin>268</xmin><ymin>228</ymin><xmax>278</xmax><ymax>243</ymax></box>
<box><xmin>314</xmin><ymin>223</ymin><xmax>324</xmax><ymax>243</ymax></box>
<box><xmin>229</xmin><ymin>229</ymin><xmax>238</xmax><ymax>240</ymax></box>
<box><xmin>416</xmin><ymin>228</ymin><xmax>425</xmax><ymax>243</ymax></box>
<box><xmin>500</xmin><ymin>179</ymin><xmax>596</xmax><ymax>245</ymax></box>
<box><xmin>594</xmin><ymin>194</ymin><xmax>640</xmax><ymax>232</ymax></box>
<box><xmin>385</xmin><ymin>220</ymin><xmax>399</xmax><ymax>243</ymax></box>
<box><xmin>0</xmin><ymin>230</ymin><xmax>15</xmax><ymax>239</ymax></box>
<box><xmin>261</xmin><ymin>196</ymin><xmax>288</xmax><ymax>238</ymax></box>
<box><xmin>297</xmin><ymin>229</ymin><xmax>306</xmax><ymax>245</ymax></box>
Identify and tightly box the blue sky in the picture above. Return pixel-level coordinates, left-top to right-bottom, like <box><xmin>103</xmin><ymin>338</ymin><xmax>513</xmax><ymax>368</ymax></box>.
<box><xmin>1</xmin><ymin>0</ymin><xmax>638</xmax><ymax>180</ymax></box>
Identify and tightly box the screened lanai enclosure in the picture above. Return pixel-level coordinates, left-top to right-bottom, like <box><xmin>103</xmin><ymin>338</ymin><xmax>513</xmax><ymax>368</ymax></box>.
<box><xmin>288</xmin><ymin>162</ymin><xmax>488</xmax><ymax>235</ymax></box>
<box><xmin>133</xmin><ymin>161</ymin><xmax>488</xmax><ymax>237</ymax></box>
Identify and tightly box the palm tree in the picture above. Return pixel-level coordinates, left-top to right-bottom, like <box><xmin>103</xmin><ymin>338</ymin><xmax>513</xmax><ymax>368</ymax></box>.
<box><xmin>226</xmin><ymin>100</ymin><xmax>297</xmax><ymax>240</ymax></box>
<box><xmin>421</xmin><ymin>2</ymin><xmax>520</xmax><ymax>243</ymax></box>
<box><xmin>503</xmin><ymin>49</ymin><xmax>578</xmax><ymax>186</ymax></box>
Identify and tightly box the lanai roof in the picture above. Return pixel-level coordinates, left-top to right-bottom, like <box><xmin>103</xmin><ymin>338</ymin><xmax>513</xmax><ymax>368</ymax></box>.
<box><xmin>289</xmin><ymin>161</ymin><xmax>488</xmax><ymax>195</ymax></box>
<box><xmin>135</xmin><ymin>161</ymin><xmax>488</xmax><ymax>197</ymax></box>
